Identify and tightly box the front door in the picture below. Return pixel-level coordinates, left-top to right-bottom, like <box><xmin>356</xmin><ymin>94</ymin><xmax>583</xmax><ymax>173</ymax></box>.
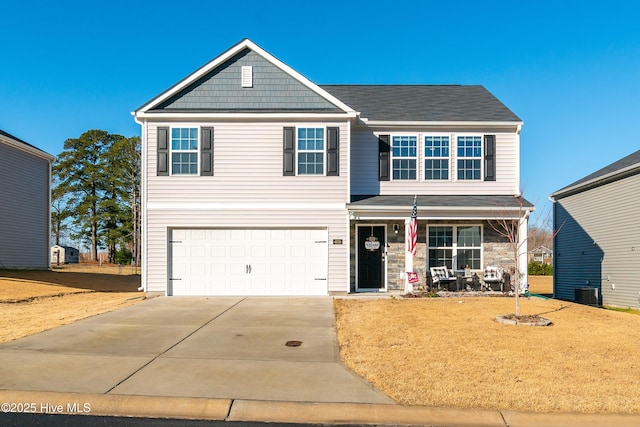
<box><xmin>357</xmin><ymin>225</ymin><xmax>386</xmax><ymax>291</ymax></box>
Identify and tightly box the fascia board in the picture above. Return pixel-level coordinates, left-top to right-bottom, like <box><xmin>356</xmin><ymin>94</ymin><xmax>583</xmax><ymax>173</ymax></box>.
<box><xmin>550</xmin><ymin>163</ymin><xmax>640</xmax><ymax>199</ymax></box>
<box><xmin>134</xmin><ymin>111</ymin><xmax>357</xmax><ymax>120</ymax></box>
<box><xmin>0</xmin><ymin>134</ymin><xmax>55</xmax><ymax>161</ymax></box>
<box><xmin>135</xmin><ymin>39</ymin><xmax>356</xmax><ymax>115</ymax></box>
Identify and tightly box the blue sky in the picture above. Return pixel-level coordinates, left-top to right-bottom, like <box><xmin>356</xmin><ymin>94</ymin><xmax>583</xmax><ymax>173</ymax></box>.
<box><xmin>1</xmin><ymin>0</ymin><xmax>638</xmax><ymax>225</ymax></box>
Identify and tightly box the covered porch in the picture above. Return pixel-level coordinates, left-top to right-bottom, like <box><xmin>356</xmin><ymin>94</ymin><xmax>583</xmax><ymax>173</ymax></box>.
<box><xmin>347</xmin><ymin>195</ymin><xmax>534</xmax><ymax>294</ymax></box>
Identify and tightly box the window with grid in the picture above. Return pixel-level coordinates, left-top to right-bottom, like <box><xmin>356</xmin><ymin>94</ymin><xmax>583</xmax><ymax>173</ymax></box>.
<box><xmin>424</xmin><ymin>136</ymin><xmax>449</xmax><ymax>180</ymax></box>
<box><xmin>171</xmin><ymin>128</ymin><xmax>198</xmax><ymax>175</ymax></box>
<box><xmin>428</xmin><ymin>225</ymin><xmax>482</xmax><ymax>270</ymax></box>
<box><xmin>391</xmin><ymin>135</ymin><xmax>417</xmax><ymax>180</ymax></box>
<box><xmin>456</xmin><ymin>226</ymin><xmax>481</xmax><ymax>269</ymax></box>
<box><xmin>297</xmin><ymin>127</ymin><xmax>324</xmax><ymax>175</ymax></box>
<box><xmin>457</xmin><ymin>136</ymin><xmax>482</xmax><ymax>180</ymax></box>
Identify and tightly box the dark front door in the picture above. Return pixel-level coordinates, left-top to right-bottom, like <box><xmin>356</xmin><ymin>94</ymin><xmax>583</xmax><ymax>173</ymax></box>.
<box><xmin>357</xmin><ymin>225</ymin><xmax>385</xmax><ymax>290</ymax></box>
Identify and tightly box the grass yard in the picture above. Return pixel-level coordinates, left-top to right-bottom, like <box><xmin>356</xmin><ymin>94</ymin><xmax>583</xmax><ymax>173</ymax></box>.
<box><xmin>335</xmin><ymin>295</ymin><xmax>640</xmax><ymax>414</ymax></box>
<box><xmin>0</xmin><ymin>265</ymin><xmax>143</xmax><ymax>343</ymax></box>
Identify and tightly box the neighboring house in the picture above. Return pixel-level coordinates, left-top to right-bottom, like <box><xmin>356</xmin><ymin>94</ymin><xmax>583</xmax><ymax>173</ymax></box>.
<box><xmin>51</xmin><ymin>245</ymin><xmax>79</xmax><ymax>265</ymax></box>
<box><xmin>133</xmin><ymin>39</ymin><xmax>533</xmax><ymax>296</ymax></box>
<box><xmin>0</xmin><ymin>129</ymin><xmax>55</xmax><ymax>269</ymax></box>
<box><xmin>528</xmin><ymin>245</ymin><xmax>553</xmax><ymax>264</ymax></box>
<box><xmin>550</xmin><ymin>149</ymin><xmax>640</xmax><ymax>308</ymax></box>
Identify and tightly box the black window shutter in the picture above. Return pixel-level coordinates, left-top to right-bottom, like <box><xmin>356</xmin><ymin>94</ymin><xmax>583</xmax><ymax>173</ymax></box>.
<box><xmin>379</xmin><ymin>134</ymin><xmax>390</xmax><ymax>181</ymax></box>
<box><xmin>326</xmin><ymin>127</ymin><xmax>339</xmax><ymax>176</ymax></box>
<box><xmin>283</xmin><ymin>127</ymin><xmax>295</xmax><ymax>176</ymax></box>
<box><xmin>200</xmin><ymin>127</ymin><xmax>214</xmax><ymax>176</ymax></box>
<box><xmin>484</xmin><ymin>135</ymin><xmax>496</xmax><ymax>181</ymax></box>
<box><xmin>157</xmin><ymin>127</ymin><xmax>169</xmax><ymax>176</ymax></box>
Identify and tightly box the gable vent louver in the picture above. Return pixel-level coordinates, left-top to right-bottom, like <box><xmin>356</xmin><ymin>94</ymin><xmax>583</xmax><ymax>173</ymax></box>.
<box><xmin>241</xmin><ymin>66</ymin><xmax>253</xmax><ymax>88</ymax></box>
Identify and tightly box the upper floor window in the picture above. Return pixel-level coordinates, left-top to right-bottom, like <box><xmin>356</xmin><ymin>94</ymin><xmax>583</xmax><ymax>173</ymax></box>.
<box><xmin>457</xmin><ymin>136</ymin><xmax>482</xmax><ymax>180</ymax></box>
<box><xmin>171</xmin><ymin>128</ymin><xmax>198</xmax><ymax>175</ymax></box>
<box><xmin>391</xmin><ymin>135</ymin><xmax>417</xmax><ymax>180</ymax></box>
<box><xmin>424</xmin><ymin>136</ymin><xmax>449</xmax><ymax>180</ymax></box>
<box><xmin>297</xmin><ymin>127</ymin><xmax>324</xmax><ymax>175</ymax></box>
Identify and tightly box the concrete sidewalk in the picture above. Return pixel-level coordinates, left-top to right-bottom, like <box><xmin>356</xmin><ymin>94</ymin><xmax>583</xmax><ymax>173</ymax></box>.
<box><xmin>1</xmin><ymin>296</ymin><xmax>639</xmax><ymax>426</ymax></box>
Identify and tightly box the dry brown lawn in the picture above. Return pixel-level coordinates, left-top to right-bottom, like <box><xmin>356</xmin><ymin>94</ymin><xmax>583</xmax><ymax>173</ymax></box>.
<box><xmin>335</xmin><ymin>294</ymin><xmax>640</xmax><ymax>414</ymax></box>
<box><xmin>0</xmin><ymin>265</ymin><xmax>143</xmax><ymax>343</ymax></box>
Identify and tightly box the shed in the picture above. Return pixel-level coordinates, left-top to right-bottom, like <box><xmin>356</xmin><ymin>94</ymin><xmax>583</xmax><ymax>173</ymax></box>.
<box><xmin>51</xmin><ymin>245</ymin><xmax>80</xmax><ymax>265</ymax></box>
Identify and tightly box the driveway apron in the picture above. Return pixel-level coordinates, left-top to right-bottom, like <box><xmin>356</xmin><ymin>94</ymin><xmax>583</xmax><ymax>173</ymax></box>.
<box><xmin>0</xmin><ymin>297</ymin><xmax>393</xmax><ymax>404</ymax></box>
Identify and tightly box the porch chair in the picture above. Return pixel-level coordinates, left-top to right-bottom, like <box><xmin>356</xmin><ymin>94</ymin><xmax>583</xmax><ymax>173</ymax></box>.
<box><xmin>483</xmin><ymin>266</ymin><xmax>504</xmax><ymax>291</ymax></box>
<box><xmin>429</xmin><ymin>266</ymin><xmax>458</xmax><ymax>291</ymax></box>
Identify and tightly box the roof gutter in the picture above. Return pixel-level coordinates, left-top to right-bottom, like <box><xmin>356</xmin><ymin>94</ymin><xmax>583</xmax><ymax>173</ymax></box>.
<box><xmin>0</xmin><ymin>134</ymin><xmax>55</xmax><ymax>161</ymax></box>
<box><xmin>550</xmin><ymin>163</ymin><xmax>640</xmax><ymax>199</ymax></box>
<box><xmin>133</xmin><ymin>111</ymin><xmax>358</xmax><ymax>120</ymax></box>
<box><xmin>359</xmin><ymin>120</ymin><xmax>523</xmax><ymax>128</ymax></box>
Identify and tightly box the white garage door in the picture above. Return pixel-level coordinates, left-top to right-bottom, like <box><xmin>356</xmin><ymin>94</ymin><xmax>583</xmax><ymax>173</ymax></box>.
<box><xmin>169</xmin><ymin>228</ymin><xmax>328</xmax><ymax>296</ymax></box>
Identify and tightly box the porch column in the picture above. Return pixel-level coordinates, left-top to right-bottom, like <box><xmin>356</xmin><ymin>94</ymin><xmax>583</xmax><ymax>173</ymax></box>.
<box><xmin>518</xmin><ymin>212</ymin><xmax>529</xmax><ymax>293</ymax></box>
<box><xmin>404</xmin><ymin>218</ymin><xmax>413</xmax><ymax>293</ymax></box>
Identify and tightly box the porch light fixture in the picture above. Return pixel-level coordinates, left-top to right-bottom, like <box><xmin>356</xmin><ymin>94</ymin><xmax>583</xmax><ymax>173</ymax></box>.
<box><xmin>393</xmin><ymin>224</ymin><xmax>399</xmax><ymax>234</ymax></box>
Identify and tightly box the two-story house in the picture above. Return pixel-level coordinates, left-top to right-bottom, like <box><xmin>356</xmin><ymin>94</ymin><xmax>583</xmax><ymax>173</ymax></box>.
<box><xmin>133</xmin><ymin>39</ymin><xmax>532</xmax><ymax>297</ymax></box>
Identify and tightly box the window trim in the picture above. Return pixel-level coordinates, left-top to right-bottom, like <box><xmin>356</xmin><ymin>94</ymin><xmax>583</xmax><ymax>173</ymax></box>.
<box><xmin>456</xmin><ymin>134</ymin><xmax>483</xmax><ymax>181</ymax></box>
<box><xmin>427</xmin><ymin>224</ymin><xmax>483</xmax><ymax>271</ymax></box>
<box><xmin>295</xmin><ymin>125</ymin><xmax>326</xmax><ymax>176</ymax></box>
<box><xmin>169</xmin><ymin>126</ymin><xmax>200</xmax><ymax>176</ymax></box>
<box><xmin>390</xmin><ymin>134</ymin><xmax>418</xmax><ymax>181</ymax></box>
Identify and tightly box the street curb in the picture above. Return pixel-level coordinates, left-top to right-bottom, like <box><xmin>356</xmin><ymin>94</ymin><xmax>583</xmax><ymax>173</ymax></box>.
<box><xmin>228</xmin><ymin>400</ymin><xmax>505</xmax><ymax>426</ymax></box>
<box><xmin>0</xmin><ymin>390</ymin><xmax>231</xmax><ymax>420</ymax></box>
<box><xmin>2</xmin><ymin>390</ymin><xmax>640</xmax><ymax>427</ymax></box>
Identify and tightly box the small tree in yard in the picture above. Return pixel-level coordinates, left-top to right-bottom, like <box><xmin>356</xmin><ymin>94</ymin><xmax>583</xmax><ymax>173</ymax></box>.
<box><xmin>488</xmin><ymin>195</ymin><xmax>528</xmax><ymax>316</ymax></box>
<box><xmin>489</xmin><ymin>195</ymin><xmax>561</xmax><ymax>318</ymax></box>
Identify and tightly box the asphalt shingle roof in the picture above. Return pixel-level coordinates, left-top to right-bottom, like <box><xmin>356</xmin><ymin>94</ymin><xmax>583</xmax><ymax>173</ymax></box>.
<box><xmin>552</xmin><ymin>149</ymin><xmax>640</xmax><ymax>197</ymax></box>
<box><xmin>349</xmin><ymin>195</ymin><xmax>533</xmax><ymax>209</ymax></box>
<box><xmin>321</xmin><ymin>85</ymin><xmax>521</xmax><ymax>122</ymax></box>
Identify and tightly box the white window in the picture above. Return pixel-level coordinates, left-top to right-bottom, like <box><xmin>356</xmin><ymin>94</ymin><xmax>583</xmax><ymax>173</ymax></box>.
<box><xmin>391</xmin><ymin>135</ymin><xmax>417</xmax><ymax>180</ymax></box>
<box><xmin>171</xmin><ymin>127</ymin><xmax>198</xmax><ymax>175</ymax></box>
<box><xmin>457</xmin><ymin>136</ymin><xmax>482</xmax><ymax>180</ymax></box>
<box><xmin>428</xmin><ymin>225</ymin><xmax>482</xmax><ymax>270</ymax></box>
<box><xmin>297</xmin><ymin>127</ymin><xmax>324</xmax><ymax>175</ymax></box>
<box><xmin>424</xmin><ymin>135</ymin><xmax>449</xmax><ymax>180</ymax></box>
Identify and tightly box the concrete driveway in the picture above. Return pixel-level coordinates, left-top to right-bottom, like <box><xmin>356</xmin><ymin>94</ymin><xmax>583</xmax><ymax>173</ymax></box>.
<box><xmin>0</xmin><ymin>297</ymin><xmax>392</xmax><ymax>404</ymax></box>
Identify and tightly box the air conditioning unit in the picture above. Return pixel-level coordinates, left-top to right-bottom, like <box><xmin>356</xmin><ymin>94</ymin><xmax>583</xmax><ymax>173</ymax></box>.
<box><xmin>575</xmin><ymin>287</ymin><xmax>599</xmax><ymax>306</ymax></box>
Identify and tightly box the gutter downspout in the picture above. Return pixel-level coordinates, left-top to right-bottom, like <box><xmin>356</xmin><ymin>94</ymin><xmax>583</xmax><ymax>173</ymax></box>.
<box><xmin>133</xmin><ymin>112</ymin><xmax>147</xmax><ymax>293</ymax></box>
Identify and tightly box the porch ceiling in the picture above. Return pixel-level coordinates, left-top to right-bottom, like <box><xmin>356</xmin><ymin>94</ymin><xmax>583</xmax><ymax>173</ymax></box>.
<box><xmin>348</xmin><ymin>195</ymin><xmax>534</xmax><ymax>220</ymax></box>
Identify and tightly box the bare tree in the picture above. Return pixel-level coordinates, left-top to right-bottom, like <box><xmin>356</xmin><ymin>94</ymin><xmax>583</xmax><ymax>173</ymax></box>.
<box><xmin>489</xmin><ymin>195</ymin><xmax>562</xmax><ymax>317</ymax></box>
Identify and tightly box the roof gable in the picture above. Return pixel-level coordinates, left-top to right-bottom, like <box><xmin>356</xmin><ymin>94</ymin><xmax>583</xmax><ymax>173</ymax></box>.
<box><xmin>136</xmin><ymin>39</ymin><xmax>354</xmax><ymax>115</ymax></box>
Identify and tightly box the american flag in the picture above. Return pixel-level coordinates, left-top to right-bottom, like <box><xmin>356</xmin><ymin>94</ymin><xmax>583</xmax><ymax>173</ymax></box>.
<box><xmin>407</xmin><ymin>196</ymin><xmax>418</xmax><ymax>256</ymax></box>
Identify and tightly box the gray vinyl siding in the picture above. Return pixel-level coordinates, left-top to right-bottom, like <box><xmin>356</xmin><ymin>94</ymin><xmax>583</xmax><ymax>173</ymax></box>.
<box><xmin>350</xmin><ymin>128</ymin><xmax>520</xmax><ymax>196</ymax></box>
<box><xmin>156</xmin><ymin>49</ymin><xmax>340</xmax><ymax>112</ymax></box>
<box><xmin>554</xmin><ymin>173</ymin><xmax>640</xmax><ymax>307</ymax></box>
<box><xmin>144</xmin><ymin>121</ymin><xmax>350</xmax><ymax>293</ymax></box>
<box><xmin>0</xmin><ymin>142</ymin><xmax>51</xmax><ymax>268</ymax></box>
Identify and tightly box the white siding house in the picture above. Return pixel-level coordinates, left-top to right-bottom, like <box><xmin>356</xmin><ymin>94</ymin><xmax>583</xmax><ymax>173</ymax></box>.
<box><xmin>551</xmin><ymin>150</ymin><xmax>640</xmax><ymax>308</ymax></box>
<box><xmin>0</xmin><ymin>130</ymin><xmax>54</xmax><ymax>269</ymax></box>
<box><xmin>133</xmin><ymin>39</ymin><xmax>532</xmax><ymax>296</ymax></box>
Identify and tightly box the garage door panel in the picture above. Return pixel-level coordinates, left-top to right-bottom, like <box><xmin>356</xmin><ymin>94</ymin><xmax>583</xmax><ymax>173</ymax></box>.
<box><xmin>170</xmin><ymin>228</ymin><xmax>328</xmax><ymax>296</ymax></box>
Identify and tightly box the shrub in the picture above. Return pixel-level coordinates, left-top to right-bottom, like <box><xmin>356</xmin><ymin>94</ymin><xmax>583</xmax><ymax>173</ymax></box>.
<box><xmin>114</xmin><ymin>248</ymin><xmax>133</xmax><ymax>265</ymax></box>
<box><xmin>528</xmin><ymin>261</ymin><xmax>553</xmax><ymax>276</ymax></box>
